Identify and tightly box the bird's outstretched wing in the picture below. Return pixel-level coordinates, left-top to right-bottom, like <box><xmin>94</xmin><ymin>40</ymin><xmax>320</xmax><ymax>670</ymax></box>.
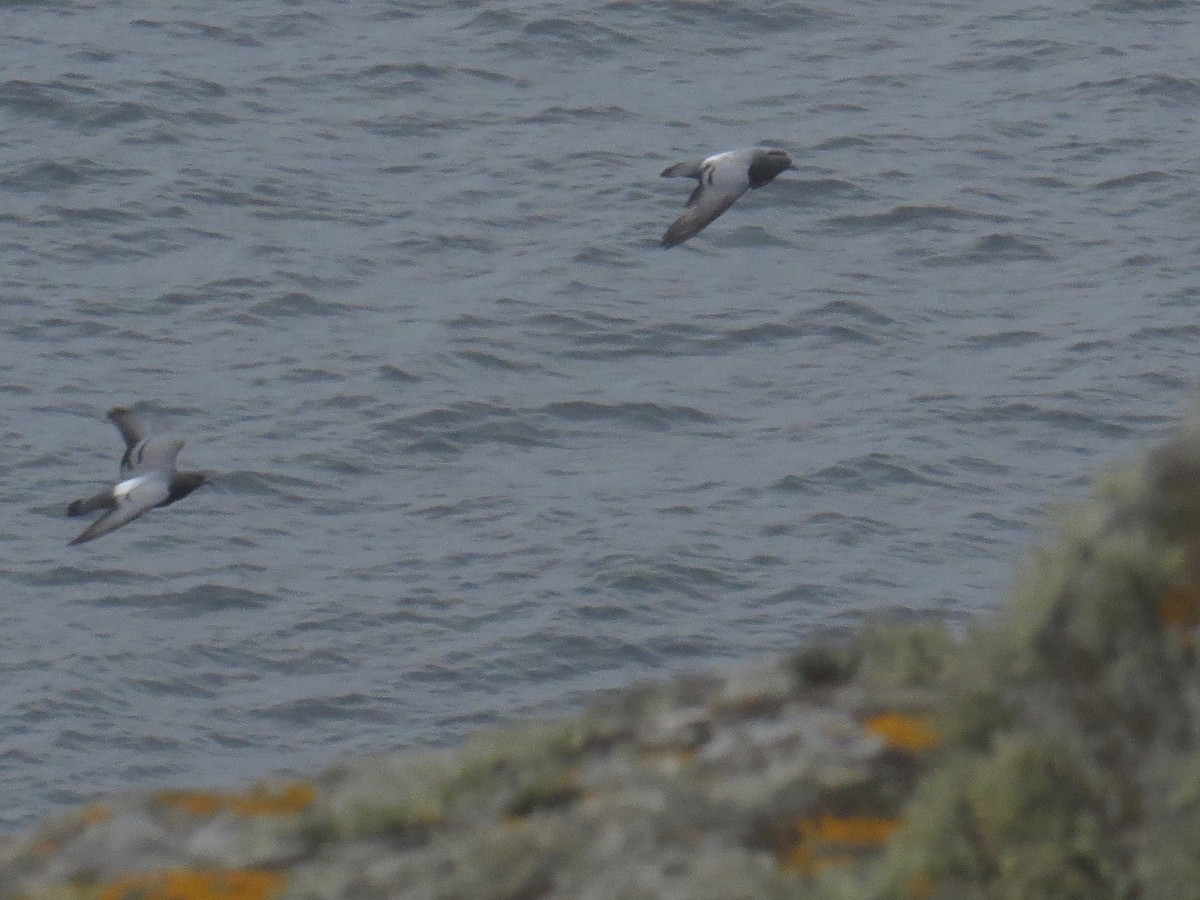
<box><xmin>131</xmin><ymin>438</ymin><xmax>186</xmax><ymax>473</ymax></box>
<box><xmin>108</xmin><ymin>407</ymin><xmax>145</xmax><ymax>450</ymax></box>
<box><xmin>109</xmin><ymin>409</ymin><xmax>182</xmax><ymax>476</ymax></box>
<box><xmin>661</xmin><ymin>190</ymin><xmax>742</xmax><ymax>248</ymax></box>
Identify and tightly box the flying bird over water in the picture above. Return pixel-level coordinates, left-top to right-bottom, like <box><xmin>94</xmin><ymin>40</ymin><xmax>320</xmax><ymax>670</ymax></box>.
<box><xmin>660</xmin><ymin>147</ymin><xmax>794</xmax><ymax>248</ymax></box>
<box><xmin>66</xmin><ymin>406</ymin><xmax>209</xmax><ymax>546</ymax></box>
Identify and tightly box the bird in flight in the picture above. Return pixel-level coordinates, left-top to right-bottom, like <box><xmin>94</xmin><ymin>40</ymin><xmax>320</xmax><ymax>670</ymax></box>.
<box><xmin>67</xmin><ymin>406</ymin><xmax>209</xmax><ymax>546</ymax></box>
<box><xmin>660</xmin><ymin>146</ymin><xmax>794</xmax><ymax>248</ymax></box>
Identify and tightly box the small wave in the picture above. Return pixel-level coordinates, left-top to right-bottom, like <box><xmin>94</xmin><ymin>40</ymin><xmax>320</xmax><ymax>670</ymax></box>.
<box><xmin>153</xmin><ymin>277</ymin><xmax>268</xmax><ymax>309</ymax></box>
<box><xmin>761</xmin><ymin>583</ymin><xmax>845</xmax><ymax>610</ymax></box>
<box><xmin>573</xmin><ymin>244</ymin><xmax>638</xmax><ymax>267</ymax></box>
<box><xmin>520</xmin><ymin>105</ymin><xmax>632</xmax><ymax>125</ymax></box>
<box><xmin>211</xmin><ymin>470</ymin><xmax>321</xmax><ymax>501</ymax></box>
<box><xmin>801</xmin><ymin>510</ymin><xmax>900</xmax><ymax>543</ymax></box>
<box><xmin>0</xmin><ymin>79</ymin><xmax>149</xmax><ymax>131</ymax></box>
<box><xmin>771</xmin><ymin>475</ymin><xmax>814</xmax><ymax>495</ymax></box>
<box><xmin>807</xmin><ymin>453</ymin><xmax>951</xmax><ymax>491</ymax></box>
<box><xmin>507</xmin><ymin>17</ymin><xmax>640</xmax><ymax>59</ymax></box>
<box><xmin>962</xmin><ymin>329</ymin><xmax>1043</xmax><ymax>349</ymax></box>
<box><xmin>19</xmin><ymin>565</ymin><xmax>143</xmax><ymax>588</ymax></box>
<box><xmin>586</xmin><ymin>553</ymin><xmax>746</xmax><ymax>597</ymax></box>
<box><xmin>828</xmin><ymin>204</ymin><xmax>1001</xmax><ymax>233</ymax></box>
<box><xmin>0</xmin><ymin>79</ymin><xmax>82</xmax><ymax>120</ymax></box>
<box><xmin>378</xmin><ymin>401</ymin><xmax>559</xmax><ymax>453</ymax></box>
<box><xmin>447</xmin><ymin>314</ymin><xmax>506</xmax><ymax>331</ymax></box>
<box><xmin>148</xmin><ymin>71</ymin><xmax>228</xmax><ymax>100</ymax></box>
<box><xmin>459</xmin><ymin>67</ymin><xmax>531</xmax><ymax>87</ymax></box>
<box><xmin>0</xmin><ymin>159</ymin><xmax>146</xmax><ymax>192</ymax></box>
<box><xmin>1072</xmin><ymin>74</ymin><xmax>1200</xmax><ymax>104</ymax></box>
<box><xmin>790</xmin><ymin>177</ymin><xmax>870</xmax><ymax>201</ymax></box>
<box><xmin>0</xmin><ymin>160</ymin><xmax>87</xmax><ymax>190</ymax></box>
<box><xmin>456</xmin><ymin>349</ymin><xmax>540</xmax><ymax>371</ymax></box>
<box><xmin>395</xmin><ymin>231</ymin><xmax>501</xmax><ymax>254</ymax></box>
<box><xmin>962</xmin><ymin>233</ymin><xmax>1055</xmax><ymax>262</ymax></box>
<box><xmin>342</xmin><ymin>62</ymin><xmax>447</xmax><ymax>99</ymax></box>
<box><xmin>960</xmin><ymin>401</ymin><xmax>1132</xmax><ymax>437</ymax></box>
<box><xmin>529</xmin><ymin>311</ymin><xmax>715</xmax><ymax>360</ymax></box>
<box><xmin>541</xmin><ymin>400</ymin><xmax>714</xmax><ymax>430</ymax></box>
<box><xmin>377</xmin><ymin>364</ymin><xmax>420</xmax><ymax>383</ymax></box>
<box><xmin>812</xmin><ymin>298</ymin><xmax>899</xmax><ymax>328</ymax></box>
<box><xmin>249</xmin><ymin>291</ymin><xmax>359</xmax><ymax>317</ymax></box>
<box><xmin>48</xmin><ymin>206</ymin><xmax>137</xmax><ymax>225</ymax></box>
<box><xmin>792</xmin><ymin>298</ymin><xmax>897</xmax><ymax>346</ymax></box>
<box><xmin>1092</xmin><ymin>170</ymin><xmax>1173</xmax><ymax>190</ymax></box>
<box><xmin>459</xmin><ymin>8</ymin><xmax>523</xmax><ymax>31</ymax></box>
<box><xmin>969</xmin><ymin>39</ymin><xmax>1070</xmax><ymax>72</ymax></box>
<box><xmin>815</xmin><ymin>135</ymin><xmax>872</xmax><ymax>150</ymax></box>
<box><xmin>253</xmin><ymin>693</ymin><xmax>380</xmax><ymax>725</ymax></box>
<box><xmin>619</xmin><ymin>1</ymin><xmax>839</xmax><ymax>33</ymax></box>
<box><xmin>132</xmin><ymin>18</ymin><xmax>263</xmax><ymax>48</ymax></box>
<box><xmin>715</xmin><ymin>321</ymin><xmax>805</xmax><ymax>347</ymax></box>
<box><xmin>90</xmin><ymin>584</ymin><xmax>274</xmax><ymax>613</ymax></box>
<box><xmin>1134</xmin><ymin>74</ymin><xmax>1200</xmax><ymax>100</ymax></box>
<box><xmin>1132</xmin><ymin>323</ymin><xmax>1200</xmax><ymax>341</ymax></box>
<box><xmin>361</xmin><ymin>61</ymin><xmax>443</xmax><ymax>81</ymax></box>
<box><xmin>1095</xmin><ymin>0</ymin><xmax>1183</xmax><ymax>8</ymax></box>
<box><xmin>719</xmin><ymin>225</ymin><xmax>793</xmax><ymax>248</ymax></box>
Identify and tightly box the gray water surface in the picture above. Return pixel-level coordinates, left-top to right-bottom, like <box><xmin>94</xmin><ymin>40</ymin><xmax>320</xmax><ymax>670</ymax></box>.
<box><xmin>1</xmin><ymin>0</ymin><xmax>1198</xmax><ymax>830</ymax></box>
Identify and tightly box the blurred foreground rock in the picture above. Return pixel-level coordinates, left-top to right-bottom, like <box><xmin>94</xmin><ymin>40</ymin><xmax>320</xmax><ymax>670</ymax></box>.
<box><xmin>8</xmin><ymin>418</ymin><xmax>1200</xmax><ymax>900</ymax></box>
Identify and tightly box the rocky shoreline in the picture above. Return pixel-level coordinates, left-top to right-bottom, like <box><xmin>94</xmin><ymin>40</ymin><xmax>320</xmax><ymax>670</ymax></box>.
<box><xmin>7</xmin><ymin>419</ymin><xmax>1200</xmax><ymax>899</ymax></box>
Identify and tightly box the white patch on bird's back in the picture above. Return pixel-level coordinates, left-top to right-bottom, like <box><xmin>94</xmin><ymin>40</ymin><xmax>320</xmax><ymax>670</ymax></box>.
<box><xmin>114</xmin><ymin>473</ymin><xmax>153</xmax><ymax>502</ymax></box>
<box><xmin>702</xmin><ymin>150</ymin><xmax>750</xmax><ymax>191</ymax></box>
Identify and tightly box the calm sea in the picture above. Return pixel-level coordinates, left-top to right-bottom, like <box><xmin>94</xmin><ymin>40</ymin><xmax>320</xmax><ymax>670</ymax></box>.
<box><xmin>1</xmin><ymin>0</ymin><xmax>1197</xmax><ymax>830</ymax></box>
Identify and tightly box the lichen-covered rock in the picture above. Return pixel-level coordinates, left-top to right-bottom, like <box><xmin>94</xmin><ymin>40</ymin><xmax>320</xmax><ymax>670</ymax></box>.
<box><xmin>7</xmin><ymin>418</ymin><xmax>1200</xmax><ymax>899</ymax></box>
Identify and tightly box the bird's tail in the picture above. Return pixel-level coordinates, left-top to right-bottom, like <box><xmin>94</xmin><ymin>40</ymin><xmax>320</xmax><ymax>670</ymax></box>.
<box><xmin>67</xmin><ymin>490</ymin><xmax>115</xmax><ymax>517</ymax></box>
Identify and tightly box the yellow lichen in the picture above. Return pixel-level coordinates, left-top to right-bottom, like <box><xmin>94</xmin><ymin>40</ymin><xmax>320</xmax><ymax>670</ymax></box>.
<box><xmin>95</xmin><ymin>868</ymin><xmax>285</xmax><ymax>900</ymax></box>
<box><xmin>905</xmin><ymin>871</ymin><xmax>938</xmax><ymax>899</ymax></box>
<box><xmin>31</xmin><ymin>837</ymin><xmax>61</xmax><ymax>858</ymax></box>
<box><xmin>79</xmin><ymin>803</ymin><xmax>113</xmax><ymax>827</ymax></box>
<box><xmin>782</xmin><ymin>814</ymin><xmax>901</xmax><ymax>874</ymax></box>
<box><xmin>158</xmin><ymin>791</ymin><xmax>220</xmax><ymax>817</ymax></box>
<box><xmin>157</xmin><ymin>782</ymin><xmax>315</xmax><ymax>818</ymax></box>
<box><xmin>1158</xmin><ymin>582</ymin><xmax>1200</xmax><ymax>630</ymax></box>
<box><xmin>862</xmin><ymin>711</ymin><xmax>941</xmax><ymax>753</ymax></box>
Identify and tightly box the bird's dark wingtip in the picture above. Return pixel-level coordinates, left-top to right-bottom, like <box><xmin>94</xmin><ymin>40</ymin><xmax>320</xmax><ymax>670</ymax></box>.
<box><xmin>661</xmin><ymin>218</ymin><xmax>697</xmax><ymax>248</ymax></box>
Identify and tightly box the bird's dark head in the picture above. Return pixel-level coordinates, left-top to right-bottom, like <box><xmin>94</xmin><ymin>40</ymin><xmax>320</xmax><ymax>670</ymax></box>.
<box><xmin>165</xmin><ymin>470</ymin><xmax>211</xmax><ymax>506</ymax></box>
<box><xmin>748</xmin><ymin>149</ymin><xmax>794</xmax><ymax>188</ymax></box>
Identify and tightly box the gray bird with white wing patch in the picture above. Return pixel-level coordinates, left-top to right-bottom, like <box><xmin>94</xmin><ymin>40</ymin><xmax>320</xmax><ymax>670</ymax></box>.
<box><xmin>66</xmin><ymin>406</ymin><xmax>209</xmax><ymax>546</ymax></box>
<box><xmin>660</xmin><ymin>147</ymin><xmax>794</xmax><ymax>248</ymax></box>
